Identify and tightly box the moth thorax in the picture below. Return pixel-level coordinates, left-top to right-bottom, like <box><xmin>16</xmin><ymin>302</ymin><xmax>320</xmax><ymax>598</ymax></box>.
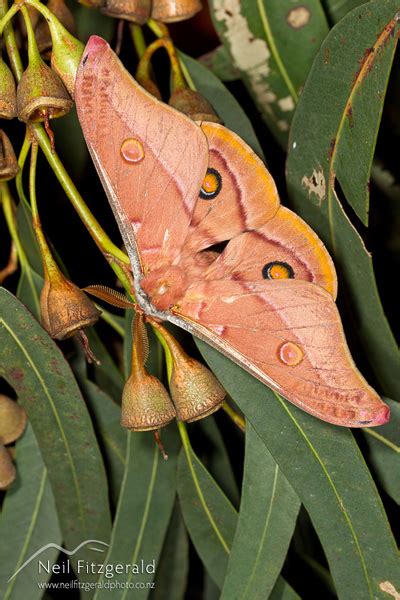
<box><xmin>141</xmin><ymin>265</ymin><xmax>188</xmax><ymax>311</ymax></box>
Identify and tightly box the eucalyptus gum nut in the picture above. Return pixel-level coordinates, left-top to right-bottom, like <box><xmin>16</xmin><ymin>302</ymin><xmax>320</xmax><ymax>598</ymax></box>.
<box><xmin>100</xmin><ymin>0</ymin><xmax>151</xmax><ymax>24</ymax></box>
<box><xmin>135</xmin><ymin>77</ymin><xmax>162</xmax><ymax>101</ymax></box>
<box><xmin>0</xmin><ymin>395</ymin><xmax>27</xmax><ymax>445</ymax></box>
<box><xmin>121</xmin><ymin>373</ymin><xmax>176</xmax><ymax>431</ymax></box>
<box><xmin>169</xmin><ymin>88</ymin><xmax>221</xmax><ymax>123</ymax></box>
<box><xmin>78</xmin><ymin>0</ymin><xmax>105</xmax><ymax>9</ymax></box>
<box><xmin>16</xmin><ymin>60</ymin><xmax>73</xmax><ymax>123</ymax></box>
<box><xmin>0</xmin><ymin>444</ymin><xmax>16</xmax><ymax>491</ymax></box>
<box><xmin>170</xmin><ymin>355</ymin><xmax>226</xmax><ymax>422</ymax></box>
<box><xmin>40</xmin><ymin>268</ymin><xmax>101</xmax><ymax>340</ymax></box>
<box><xmin>151</xmin><ymin>0</ymin><xmax>202</xmax><ymax>23</ymax></box>
<box><xmin>0</xmin><ymin>58</ymin><xmax>17</xmax><ymax>119</ymax></box>
<box><xmin>0</xmin><ymin>130</ymin><xmax>19</xmax><ymax>181</ymax></box>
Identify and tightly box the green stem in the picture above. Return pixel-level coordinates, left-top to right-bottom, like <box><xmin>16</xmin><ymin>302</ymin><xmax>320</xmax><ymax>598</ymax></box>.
<box><xmin>0</xmin><ymin>2</ymin><xmax>20</xmax><ymax>36</ymax></box>
<box><xmin>21</xmin><ymin>5</ymin><xmax>40</xmax><ymax>63</ymax></box>
<box><xmin>130</xmin><ymin>23</ymin><xmax>147</xmax><ymax>58</ymax></box>
<box><xmin>222</xmin><ymin>402</ymin><xmax>245</xmax><ymax>431</ymax></box>
<box><xmin>1</xmin><ymin>182</ymin><xmax>30</xmax><ymax>274</ymax></box>
<box><xmin>152</xmin><ymin>326</ymin><xmax>173</xmax><ymax>381</ymax></box>
<box><xmin>32</xmin><ymin>125</ymin><xmax>122</xmax><ymax>258</ymax></box>
<box><xmin>0</xmin><ymin>0</ymin><xmax>23</xmax><ymax>79</ymax></box>
<box><xmin>16</xmin><ymin>130</ymin><xmax>32</xmax><ymax>208</ymax></box>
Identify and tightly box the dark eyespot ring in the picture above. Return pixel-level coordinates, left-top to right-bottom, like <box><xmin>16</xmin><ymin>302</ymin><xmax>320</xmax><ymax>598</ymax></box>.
<box><xmin>199</xmin><ymin>168</ymin><xmax>222</xmax><ymax>200</ymax></box>
<box><xmin>262</xmin><ymin>261</ymin><xmax>295</xmax><ymax>280</ymax></box>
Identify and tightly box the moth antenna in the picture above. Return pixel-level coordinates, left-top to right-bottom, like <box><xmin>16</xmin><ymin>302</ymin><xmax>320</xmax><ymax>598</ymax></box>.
<box><xmin>132</xmin><ymin>313</ymin><xmax>150</xmax><ymax>365</ymax></box>
<box><xmin>83</xmin><ymin>285</ymin><xmax>135</xmax><ymax>309</ymax></box>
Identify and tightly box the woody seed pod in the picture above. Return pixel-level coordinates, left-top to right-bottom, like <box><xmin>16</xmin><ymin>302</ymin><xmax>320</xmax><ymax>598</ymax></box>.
<box><xmin>17</xmin><ymin>6</ymin><xmax>73</xmax><ymax>124</ymax></box>
<box><xmin>0</xmin><ymin>131</ymin><xmax>19</xmax><ymax>181</ymax></box>
<box><xmin>0</xmin><ymin>56</ymin><xmax>17</xmax><ymax>119</ymax></box>
<box><xmin>121</xmin><ymin>373</ymin><xmax>176</xmax><ymax>431</ymax></box>
<box><xmin>35</xmin><ymin>0</ymin><xmax>76</xmax><ymax>55</ymax></box>
<box><xmin>17</xmin><ymin>59</ymin><xmax>73</xmax><ymax>123</ymax></box>
<box><xmin>121</xmin><ymin>314</ymin><xmax>176</xmax><ymax>431</ymax></box>
<box><xmin>0</xmin><ymin>444</ymin><xmax>16</xmax><ymax>491</ymax></box>
<box><xmin>101</xmin><ymin>0</ymin><xmax>151</xmax><ymax>24</ymax></box>
<box><xmin>151</xmin><ymin>0</ymin><xmax>202</xmax><ymax>23</ymax></box>
<box><xmin>0</xmin><ymin>395</ymin><xmax>27</xmax><ymax>445</ymax></box>
<box><xmin>40</xmin><ymin>264</ymin><xmax>101</xmax><ymax>340</ymax></box>
<box><xmin>152</xmin><ymin>321</ymin><xmax>225</xmax><ymax>422</ymax></box>
<box><xmin>169</xmin><ymin>88</ymin><xmax>221</xmax><ymax>123</ymax></box>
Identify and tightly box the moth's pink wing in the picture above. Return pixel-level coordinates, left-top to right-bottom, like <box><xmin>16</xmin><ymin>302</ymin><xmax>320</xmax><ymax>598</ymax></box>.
<box><xmin>172</xmin><ymin>279</ymin><xmax>389</xmax><ymax>427</ymax></box>
<box><xmin>204</xmin><ymin>206</ymin><xmax>338</xmax><ymax>298</ymax></box>
<box><xmin>75</xmin><ymin>36</ymin><xmax>209</xmax><ymax>273</ymax></box>
<box><xmin>184</xmin><ymin>122</ymin><xmax>280</xmax><ymax>253</ymax></box>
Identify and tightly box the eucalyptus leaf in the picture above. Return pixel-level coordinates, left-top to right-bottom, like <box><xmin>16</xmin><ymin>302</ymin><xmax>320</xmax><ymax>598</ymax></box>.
<box><xmin>322</xmin><ymin>0</ymin><xmax>369</xmax><ymax>22</ymax></box>
<box><xmin>0</xmin><ymin>288</ymin><xmax>111</xmax><ymax>581</ymax></box>
<box><xmin>151</xmin><ymin>503</ymin><xmax>189</xmax><ymax>600</ymax></box>
<box><xmin>363</xmin><ymin>398</ymin><xmax>400</xmax><ymax>504</ymax></box>
<box><xmin>209</xmin><ymin>0</ymin><xmax>329</xmax><ymax>146</ymax></box>
<box><xmin>221</xmin><ymin>423</ymin><xmax>301</xmax><ymax>600</ymax></box>
<box><xmin>286</xmin><ymin>0</ymin><xmax>400</xmax><ymax>400</ymax></box>
<box><xmin>0</xmin><ymin>425</ymin><xmax>61</xmax><ymax>599</ymax></box>
<box><xmin>177</xmin><ymin>440</ymin><xmax>237</xmax><ymax>588</ymax></box>
<box><xmin>196</xmin><ymin>340</ymin><xmax>400</xmax><ymax>600</ymax></box>
<box><xmin>197</xmin><ymin>416</ymin><xmax>240</xmax><ymax>507</ymax></box>
<box><xmin>77</xmin><ymin>377</ymin><xmax>127</xmax><ymax>507</ymax></box>
<box><xmin>94</xmin><ymin>426</ymin><xmax>180</xmax><ymax>599</ymax></box>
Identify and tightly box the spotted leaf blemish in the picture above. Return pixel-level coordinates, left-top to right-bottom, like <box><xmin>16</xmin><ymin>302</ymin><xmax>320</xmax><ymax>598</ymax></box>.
<box><xmin>302</xmin><ymin>168</ymin><xmax>326</xmax><ymax>206</ymax></box>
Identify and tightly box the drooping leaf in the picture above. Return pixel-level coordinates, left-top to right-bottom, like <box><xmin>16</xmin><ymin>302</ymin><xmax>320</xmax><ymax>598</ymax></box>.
<box><xmin>363</xmin><ymin>398</ymin><xmax>400</xmax><ymax>504</ymax></box>
<box><xmin>94</xmin><ymin>426</ymin><xmax>180</xmax><ymax>599</ymax></box>
<box><xmin>196</xmin><ymin>340</ymin><xmax>400</xmax><ymax>600</ymax></box>
<box><xmin>177</xmin><ymin>438</ymin><xmax>237</xmax><ymax>588</ymax></box>
<box><xmin>286</xmin><ymin>0</ymin><xmax>400</xmax><ymax>400</ymax></box>
<box><xmin>221</xmin><ymin>423</ymin><xmax>301</xmax><ymax>599</ymax></box>
<box><xmin>151</xmin><ymin>503</ymin><xmax>189</xmax><ymax>600</ymax></box>
<box><xmin>209</xmin><ymin>0</ymin><xmax>329</xmax><ymax>146</ymax></box>
<box><xmin>199</xmin><ymin>45</ymin><xmax>240</xmax><ymax>82</ymax></box>
<box><xmin>323</xmin><ymin>0</ymin><xmax>369</xmax><ymax>23</ymax></box>
<box><xmin>77</xmin><ymin>377</ymin><xmax>127</xmax><ymax>507</ymax></box>
<box><xmin>197</xmin><ymin>416</ymin><xmax>240</xmax><ymax>507</ymax></box>
<box><xmin>0</xmin><ymin>288</ymin><xmax>111</xmax><ymax>580</ymax></box>
<box><xmin>0</xmin><ymin>425</ymin><xmax>61</xmax><ymax>599</ymax></box>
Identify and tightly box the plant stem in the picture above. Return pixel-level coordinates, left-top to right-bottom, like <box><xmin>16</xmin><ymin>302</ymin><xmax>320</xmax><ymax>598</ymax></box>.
<box><xmin>222</xmin><ymin>402</ymin><xmax>246</xmax><ymax>431</ymax></box>
<box><xmin>130</xmin><ymin>23</ymin><xmax>147</xmax><ymax>58</ymax></box>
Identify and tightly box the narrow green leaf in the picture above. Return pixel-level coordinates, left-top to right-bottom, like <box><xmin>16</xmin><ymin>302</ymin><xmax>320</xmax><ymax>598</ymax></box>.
<box><xmin>323</xmin><ymin>0</ymin><xmax>369</xmax><ymax>22</ymax></box>
<box><xmin>16</xmin><ymin>267</ymin><xmax>42</xmax><ymax>319</ymax></box>
<box><xmin>363</xmin><ymin>398</ymin><xmax>400</xmax><ymax>504</ymax></box>
<box><xmin>150</xmin><ymin>503</ymin><xmax>189</xmax><ymax>600</ymax></box>
<box><xmin>78</xmin><ymin>377</ymin><xmax>127</xmax><ymax>507</ymax></box>
<box><xmin>197</xmin><ymin>416</ymin><xmax>240</xmax><ymax>507</ymax></box>
<box><xmin>270</xmin><ymin>576</ymin><xmax>301</xmax><ymax>600</ymax></box>
<box><xmin>199</xmin><ymin>45</ymin><xmax>240</xmax><ymax>82</ymax></box>
<box><xmin>86</xmin><ymin>328</ymin><xmax>124</xmax><ymax>400</ymax></box>
<box><xmin>196</xmin><ymin>340</ymin><xmax>400</xmax><ymax>600</ymax></box>
<box><xmin>0</xmin><ymin>289</ymin><xmax>112</xmax><ymax>578</ymax></box>
<box><xmin>180</xmin><ymin>52</ymin><xmax>265</xmax><ymax>158</ymax></box>
<box><xmin>286</xmin><ymin>0</ymin><xmax>400</xmax><ymax>399</ymax></box>
<box><xmin>0</xmin><ymin>425</ymin><xmax>61</xmax><ymax>599</ymax></box>
<box><xmin>177</xmin><ymin>441</ymin><xmax>237</xmax><ymax>588</ymax></box>
<box><xmin>94</xmin><ymin>425</ymin><xmax>180</xmax><ymax>599</ymax></box>
<box><xmin>209</xmin><ymin>0</ymin><xmax>329</xmax><ymax>146</ymax></box>
<box><xmin>16</xmin><ymin>201</ymin><xmax>43</xmax><ymax>276</ymax></box>
<box><xmin>221</xmin><ymin>423</ymin><xmax>301</xmax><ymax>600</ymax></box>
